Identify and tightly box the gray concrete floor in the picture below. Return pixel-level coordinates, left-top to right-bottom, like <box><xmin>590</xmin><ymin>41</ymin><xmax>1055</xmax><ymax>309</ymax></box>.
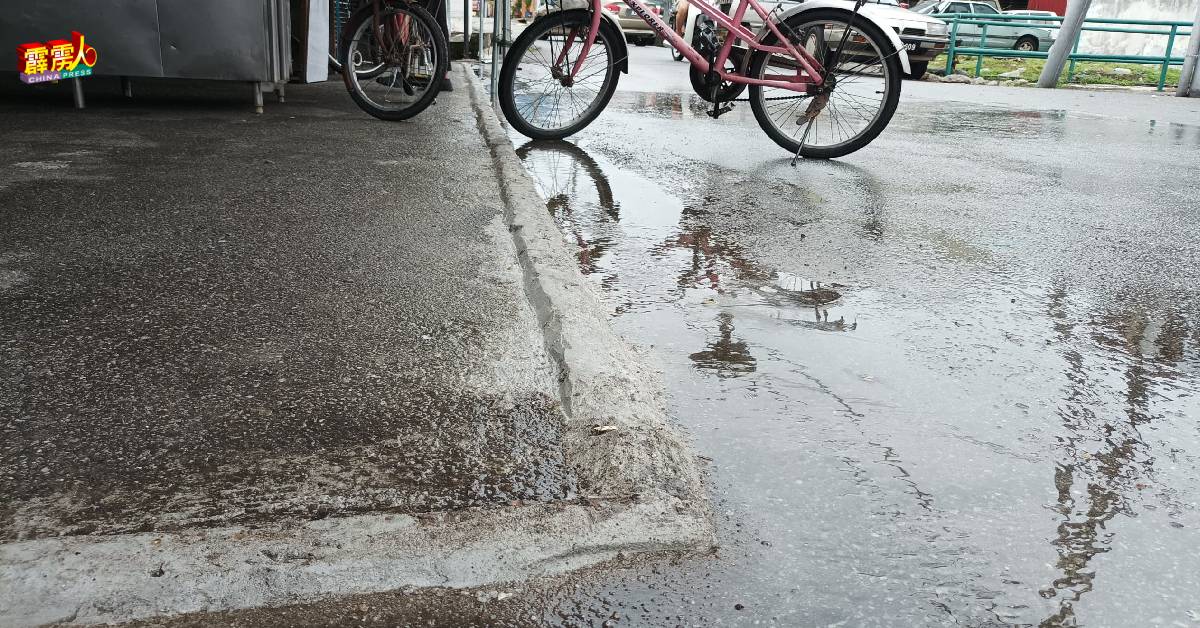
<box><xmin>0</xmin><ymin>76</ymin><xmax>567</xmax><ymax>541</ymax></box>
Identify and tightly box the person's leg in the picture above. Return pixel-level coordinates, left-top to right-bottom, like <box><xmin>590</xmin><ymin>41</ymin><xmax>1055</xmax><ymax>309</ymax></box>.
<box><xmin>674</xmin><ymin>0</ymin><xmax>689</xmax><ymax>37</ymax></box>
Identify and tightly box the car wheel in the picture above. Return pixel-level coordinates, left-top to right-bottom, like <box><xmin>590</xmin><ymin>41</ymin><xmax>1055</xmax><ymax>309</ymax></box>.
<box><xmin>1014</xmin><ymin>36</ymin><xmax>1038</xmax><ymax>52</ymax></box>
<box><xmin>905</xmin><ymin>60</ymin><xmax>929</xmax><ymax>79</ymax></box>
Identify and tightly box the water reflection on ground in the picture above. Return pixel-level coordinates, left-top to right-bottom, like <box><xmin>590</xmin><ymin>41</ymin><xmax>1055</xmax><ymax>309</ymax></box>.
<box><xmin>513</xmin><ymin>117</ymin><xmax>1200</xmax><ymax>626</ymax></box>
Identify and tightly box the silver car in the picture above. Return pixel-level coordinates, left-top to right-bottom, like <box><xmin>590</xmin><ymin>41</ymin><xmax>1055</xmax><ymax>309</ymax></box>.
<box><xmin>681</xmin><ymin>0</ymin><xmax>952</xmax><ymax>78</ymax></box>
<box><xmin>1004</xmin><ymin>9</ymin><xmax>1060</xmax><ymax>42</ymax></box>
<box><xmin>911</xmin><ymin>0</ymin><xmax>1054</xmax><ymax>52</ymax></box>
<box><xmin>603</xmin><ymin>0</ymin><xmax>669</xmax><ymax>45</ymax></box>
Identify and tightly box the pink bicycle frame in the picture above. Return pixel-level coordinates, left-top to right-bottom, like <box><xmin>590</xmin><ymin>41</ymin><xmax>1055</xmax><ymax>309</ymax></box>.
<box><xmin>568</xmin><ymin>0</ymin><xmax>826</xmax><ymax>91</ymax></box>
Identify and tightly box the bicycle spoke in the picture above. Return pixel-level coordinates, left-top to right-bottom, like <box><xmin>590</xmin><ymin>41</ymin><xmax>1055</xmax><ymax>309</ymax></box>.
<box><xmin>754</xmin><ymin>14</ymin><xmax>894</xmax><ymax>154</ymax></box>
<box><xmin>504</xmin><ymin>15</ymin><xmax>615</xmax><ymax>134</ymax></box>
<box><xmin>346</xmin><ymin>6</ymin><xmax>441</xmax><ymax>115</ymax></box>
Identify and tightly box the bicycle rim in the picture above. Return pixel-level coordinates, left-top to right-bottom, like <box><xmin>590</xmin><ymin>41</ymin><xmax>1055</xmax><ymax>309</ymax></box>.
<box><xmin>346</xmin><ymin>7</ymin><xmax>440</xmax><ymax>114</ymax></box>
<box><xmin>753</xmin><ymin>16</ymin><xmax>897</xmax><ymax>154</ymax></box>
<box><xmin>503</xmin><ymin>14</ymin><xmax>616</xmax><ymax>135</ymax></box>
<box><xmin>349</xmin><ymin>40</ymin><xmax>388</xmax><ymax>77</ymax></box>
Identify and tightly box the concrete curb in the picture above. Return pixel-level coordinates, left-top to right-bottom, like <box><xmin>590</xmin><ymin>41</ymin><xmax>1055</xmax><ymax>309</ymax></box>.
<box><xmin>0</xmin><ymin>64</ymin><xmax>711</xmax><ymax>627</ymax></box>
<box><xmin>461</xmin><ymin>64</ymin><xmax>710</xmax><ymax>510</ymax></box>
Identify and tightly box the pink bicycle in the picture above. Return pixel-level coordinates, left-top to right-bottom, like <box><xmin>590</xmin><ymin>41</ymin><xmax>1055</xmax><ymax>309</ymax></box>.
<box><xmin>498</xmin><ymin>0</ymin><xmax>908</xmax><ymax>159</ymax></box>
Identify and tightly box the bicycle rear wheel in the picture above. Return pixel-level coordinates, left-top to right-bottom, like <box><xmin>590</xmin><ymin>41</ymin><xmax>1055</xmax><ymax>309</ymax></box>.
<box><xmin>498</xmin><ymin>9</ymin><xmax>622</xmax><ymax>140</ymax></box>
<box><xmin>749</xmin><ymin>9</ymin><xmax>901</xmax><ymax>159</ymax></box>
<box><xmin>341</xmin><ymin>2</ymin><xmax>448</xmax><ymax>121</ymax></box>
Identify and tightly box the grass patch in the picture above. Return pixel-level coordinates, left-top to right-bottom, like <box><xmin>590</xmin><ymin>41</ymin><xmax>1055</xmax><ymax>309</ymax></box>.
<box><xmin>943</xmin><ymin>56</ymin><xmax>1181</xmax><ymax>88</ymax></box>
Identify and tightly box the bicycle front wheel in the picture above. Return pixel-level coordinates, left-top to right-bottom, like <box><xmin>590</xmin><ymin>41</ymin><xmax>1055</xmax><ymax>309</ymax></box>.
<box><xmin>341</xmin><ymin>2</ymin><xmax>448</xmax><ymax>121</ymax></box>
<box><xmin>749</xmin><ymin>9</ymin><xmax>901</xmax><ymax>159</ymax></box>
<box><xmin>498</xmin><ymin>9</ymin><xmax>622</xmax><ymax>140</ymax></box>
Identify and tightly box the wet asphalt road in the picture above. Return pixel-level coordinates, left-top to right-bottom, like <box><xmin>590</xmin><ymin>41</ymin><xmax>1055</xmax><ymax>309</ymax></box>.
<box><xmin>505</xmin><ymin>47</ymin><xmax>1200</xmax><ymax>626</ymax></box>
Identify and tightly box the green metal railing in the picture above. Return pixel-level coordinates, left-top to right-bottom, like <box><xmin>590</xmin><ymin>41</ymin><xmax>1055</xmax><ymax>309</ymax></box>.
<box><xmin>935</xmin><ymin>13</ymin><xmax>1194</xmax><ymax>91</ymax></box>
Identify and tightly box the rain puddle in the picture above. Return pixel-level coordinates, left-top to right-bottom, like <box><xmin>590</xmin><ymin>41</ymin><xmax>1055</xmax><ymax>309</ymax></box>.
<box><xmin>512</xmin><ymin>126</ymin><xmax>1200</xmax><ymax>626</ymax></box>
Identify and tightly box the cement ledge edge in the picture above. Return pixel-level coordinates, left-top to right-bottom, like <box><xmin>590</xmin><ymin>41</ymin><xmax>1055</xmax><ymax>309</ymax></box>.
<box><xmin>461</xmin><ymin>64</ymin><xmax>712</xmax><ymax>515</ymax></box>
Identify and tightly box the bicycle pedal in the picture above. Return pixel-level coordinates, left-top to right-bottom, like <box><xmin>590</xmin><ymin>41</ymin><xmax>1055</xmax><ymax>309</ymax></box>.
<box><xmin>706</xmin><ymin>103</ymin><xmax>734</xmax><ymax>119</ymax></box>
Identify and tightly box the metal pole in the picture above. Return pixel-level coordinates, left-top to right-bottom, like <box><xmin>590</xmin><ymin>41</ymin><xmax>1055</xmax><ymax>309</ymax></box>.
<box><xmin>1067</xmin><ymin>34</ymin><xmax>1080</xmax><ymax>81</ymax></box>
<box><xmin>1178</xmin><ymin>2</ymin><xmax>1200</xmax><ymax>96</ymax></box>
<box><xmin>464</xmin><ymin>0</ymin><xmax>471</xmax><ymax>58</ymax></box>
<box><xmin>1038</xmin><ymin>0</ymin><xmax>1092</xmax><ymax>88</ymax></box>
<box><xmin>1158</xmin><ymin>25</ymin><xmax>1176</xmax><ymax>91</ymax></box>
<box><xmin>1192</xmin><ymin>44</ymin><xmax>1200</xmax><ymax>96</ymax></box>
<box><xmin>944</xmin><ymin>19</ymin><xmax>960</xmax><ymax>75</ymax></box>
<box><xmin>252</xmin><ymin>81</ymin><xmax>264</xmax><ymax>114</ymax></box>
<box><xmin>71</xmin><ymin>78</ymin><xmax>85</xmax><ymax>109</ymax></box>
<box><xmin>975</xmin><ymin>24</ymin><xmax>988</xmax><ymax>77</ymax></box>
<box><xmin>478</xmin><ymin>0</ymin><xmax>485</xmax><ymax>64</ymax></box>
<box><xmin>503</xmin><ymin>0</ymin><xmax>511</xmax><ymax>39</ymax></box>
<box><xmin>490</xmin><ymin>0</ymin><xmax>504</xmax><ymax>102</ymax></box>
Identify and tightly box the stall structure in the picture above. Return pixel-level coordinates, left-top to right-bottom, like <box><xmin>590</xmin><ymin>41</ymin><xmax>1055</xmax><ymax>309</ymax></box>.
<box><xmin>3</xmin><ymin>0</ymin><xmax>292</xmax><ymax>111</ymax></box>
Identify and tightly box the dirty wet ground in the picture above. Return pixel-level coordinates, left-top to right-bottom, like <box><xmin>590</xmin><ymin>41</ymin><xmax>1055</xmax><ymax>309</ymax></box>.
<box><xmin>496</xmin><ymin>55</ymin><xmax>1200</xmax><ymax>626</ymax></box>
<box><xmin>0</xmin><ymin>78</ymin><xmax>571</xmax><ymax>541</ymax></box>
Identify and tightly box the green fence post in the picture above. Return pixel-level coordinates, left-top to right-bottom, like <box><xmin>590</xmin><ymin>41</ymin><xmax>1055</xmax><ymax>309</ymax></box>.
<box><xmin>975</xmin><ymin>24</ymin><xmax>989</xmax><ymax>77</ymax></box>
<box><xmin>1158</xmin><ymin>24</ymin><xmax>1176</xmax><ymax>90</ymax></box>
<box><xmin>1067</xmin><ymin>25</ymin><xmax>1082</xmax><ymax>82</ymax></box>
<box><xmin>946</xmin><ymin>19</ymin><xmax>959</xmax><ymax>75</ymax></box>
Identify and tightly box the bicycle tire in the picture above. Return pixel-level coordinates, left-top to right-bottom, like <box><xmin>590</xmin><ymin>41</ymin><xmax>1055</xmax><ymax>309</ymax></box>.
<box><xmin>498</xmin><ymin>10</ymin><xmax>622</xmax><ymax>140</ymax></box>
<box><xmin>748</xmin><ymin>9</ymin><xmax>901</xmax><ymax>159</ymax></box>
<box><xmin>340</xmin><ymin>2</ymin><xmax>448</xmax><ymax>121</ymax></box>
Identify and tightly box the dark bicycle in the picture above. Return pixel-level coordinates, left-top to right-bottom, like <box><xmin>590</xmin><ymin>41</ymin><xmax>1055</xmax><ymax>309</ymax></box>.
<box><xmin>339</xmin><ymin>0</ymin><xmax>449</xmax><ymax>120</ymax></box>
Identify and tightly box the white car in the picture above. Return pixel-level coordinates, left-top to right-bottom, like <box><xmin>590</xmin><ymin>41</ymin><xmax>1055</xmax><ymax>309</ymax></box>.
<box><xmin>679</xmin><ymin>0</ymin><xmax>951</xmax><ymax>78</ymax></box>
<box><xmin>1003</xmin><ymin>9</ymin><xmax>1060</xmax><ymax>40</ymax></box>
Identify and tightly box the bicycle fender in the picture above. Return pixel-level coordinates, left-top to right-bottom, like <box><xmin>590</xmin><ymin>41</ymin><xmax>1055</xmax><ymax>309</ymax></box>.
<box><xmin>542</xmin><ymin>2</ymin><xmax>631</xmax><ymax>73</ymax></box>
<box><xmin>762</xmin><ymin>1</ymin><xmax>911</xmax><ymax>74</ymax></box>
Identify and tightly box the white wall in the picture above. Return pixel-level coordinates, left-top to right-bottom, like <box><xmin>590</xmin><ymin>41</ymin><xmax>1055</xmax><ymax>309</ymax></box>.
<box><xmin>1079</xmin><ymin>0</ymin><xmax>1195</xmax><ymax>57</ymax></box>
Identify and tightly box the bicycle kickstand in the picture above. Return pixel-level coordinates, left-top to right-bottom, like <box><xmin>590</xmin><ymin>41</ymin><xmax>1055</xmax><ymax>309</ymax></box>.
<box><xmin>790</xmin><ymin>117</ymin><xmax>815</xmax><ymax>167</ymax></box>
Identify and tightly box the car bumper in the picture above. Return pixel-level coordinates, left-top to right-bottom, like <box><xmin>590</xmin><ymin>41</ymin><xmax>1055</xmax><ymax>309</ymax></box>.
<box><xmin>900</xmin><ymin>35</ymin><xmax>949</xmax><ymax>62</ymax></box>
<box><xmin>616</xmin><ymin>15</ymin><xmax>656</xmax><ymax>35</ymax></box>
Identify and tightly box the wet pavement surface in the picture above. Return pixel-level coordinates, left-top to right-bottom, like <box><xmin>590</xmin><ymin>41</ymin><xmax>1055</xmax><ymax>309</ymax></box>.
<box><xmin>503</xmin><ymin>48</ymin><xmax>1200</xmax><ymax>626</ymax></box>
<box><xmin>0</xmin><ymin>78</ymin><xmax>571</xmax><ymax>541</ymax></box>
